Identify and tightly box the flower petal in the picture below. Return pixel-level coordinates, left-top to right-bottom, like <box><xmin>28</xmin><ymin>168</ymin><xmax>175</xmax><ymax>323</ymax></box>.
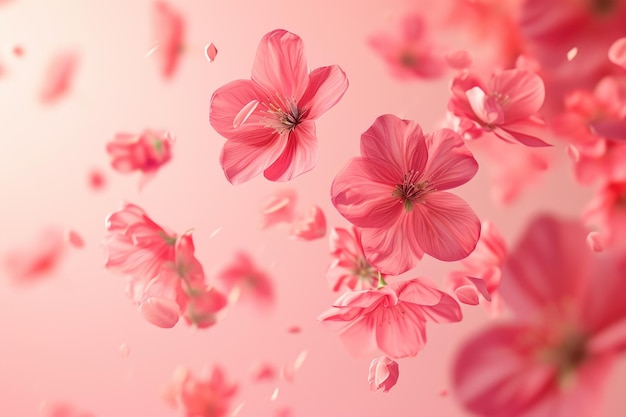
<box><xmin>209</xmin><ymin>79</ymin><xmax>267</xmax><ymax>139</ymax></box>
<box><xmin>139</xmin><ymin>297</ymin><xmax>180</xmax><ymax>328</ymax></box>
<box><xmin>374</xmin><ymin>303</ymin><xmax>427</xmax><ymax>358</ymax></box>
<box><xmin>251</xmin><ymin>29</ymin><xmax>309</xmax><ymax>100</ymax></box>
<box><xmin>489</xmin><ymin>69</ymin><xmax>545</xmax><ymax>120</ymax></box>
<box><xmin>423</xmin><ymin>128</ymin><xmax>478</xmax><ymax>190</ymax></box>
<box><xmin>299</xmin><ymin>65</ymin><xmax>349</xmax><ymax>120</ymax></box>
<box><xmin>263</xmin><ymin>121</ymin><xmax>318</xmax><ymax>181</ymax></box>
<box><xmin>413</xmin><ymin>192</ymin><xmax>480</xmax><ymax>262</ymax></box>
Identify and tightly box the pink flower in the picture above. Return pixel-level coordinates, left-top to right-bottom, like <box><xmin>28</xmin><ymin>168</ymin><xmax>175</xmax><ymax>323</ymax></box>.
<box><xmin>216</xmin><ymin>251</ymin><xmax>274</xmax><ymax>311</ymax></box>
<box><xmin>260</xmin><ymin>188</ymin><xmax>298</xmax><ymax>229</ymax></box>
<box><xmin>4</xmin><ymin>228</ymin><xmax>65</xmax><ymax>284</ymax></box>
<box><xmin>209</xmin><ymin>29</ymin><xmax>349</xmax><ymax>184</ymax></box>
<box><xmin>289</xmin><ymin>205</ymin><xmax>326</xmax><ymax>241</ymax></box>
<box><xmin>164</xmin><ymin>366</ymin><xmax>237</xmax><ymax>417</ymax></box>
<box><xmin>331</xmin><ymin>114</ymin><xmax>481</xmax><ymax>275</ymax></box>
<box><xmin>40</xmin><ymin>50</ymin><xmax>79</xmax><ymax>104</ymax></box>
<box><xmin>447</xmin><ymin>220</ymin><xmax>506</xmax><ymax>314</ymax></box>
<box><xmin>326</xmin><ymin>226</ymin><xmax>380</xmax><ymax>292</ymax></box>
<box><xmin>453</xmin><ymin>215</ymin><xmax>626</xmax><ymax>417</ymax></box>
<box><xmin>583</xmin><ymin>181</ymin><xmax>626</xmax><ymax>249</ymax></box>
<box><xmin>106</xmin><ymin>129</ymin><xmax>173</xmax><ymax>187</ymax></box>
<box><xmin>368</xmin><ymin>13</ymin><xmax>446</xmax><ymax>80</ymax></box>
<box><xmin>448</xmin><ymin>68</ymin><xmax>550</xmax><ymax>146</ymax></box>
<box><xmin>368</xmin><ymin>356</ymin><xmax>399</xmax><ymax>393</ymax></box>
<box><xmin>318</xmin><ymin>278</ymin><xmax>462</xmax><ymax>359</ymax></box>
<box><xmin>153</xmin><ymin>1</ymin><xmax>184</xmax><ymax>79</ymax></box>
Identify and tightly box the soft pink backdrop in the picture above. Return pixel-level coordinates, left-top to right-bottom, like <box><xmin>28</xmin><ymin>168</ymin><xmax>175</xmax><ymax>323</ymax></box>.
<box><xmin>1</xmin><ymin>0</ymin><xmax>624</xmax><ymax>416</ymax></box>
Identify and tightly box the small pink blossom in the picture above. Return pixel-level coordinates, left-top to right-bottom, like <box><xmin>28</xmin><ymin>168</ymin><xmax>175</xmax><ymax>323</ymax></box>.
<box><xmin>368</xmin><ymin>356</ymin><xmax>399</xmax><ymax>393</ymax></box>
<box><xmin>326</xmin><ymin>226</ymin><xmax>379</xmax><ymax>292</ymax></box>
<box><xmin>368</xmin><ymin>13</ymin><xmax>446</xmax><ymax>80</ymax></box>
<box><xmin>583</xmin><ymin>181</ymin><xmax>626</xmax><ymax>249</ymax></box>
<box><xmin>447</xmin><ymin>220</ymin><xmax>507</xmax><ymax>314</ymax></box>
<box><xmin>106</xmin><ymin>129</ymin><xmax>174</xmax><ymax>187</ymax></box>
<box><xmin>453</xmin><ymin>215</ymin><xmax>626</xmax><ymax>417</ymax></box>
<box><xmin>260</xmin><ymin>188</ymin><xmax>298</xmax><ymax>229</ymax></box>
<box><xmin>163</xmin><ymin>366</ymin><xmax>237</xmax><ymax>417</ymax></box>
<box><xmin>318</xmin><ymin>277</ymin><xmax>462</xmax><ymax>359</ymax></box>
<box><xmin>153</xmin><ymin>1</ymin><xmax>184</xmax><ymax>79</ymax></box>
<box><xmin>216</xmin><ymin>251</ymin><xmax>274</xmax><ymax>311</ymax></box>
<box><xmin>448</xmin><ymin>68</ymin><xmax>550</xmax><ymax>146</ymax></box>
<box><xmin>40</xmin><ymin>50</ymin><xmax>79</xmax><ymax>104</ymax></box>
<box><xmin>209</xmin><ymin>29</ymin><xmax>349</xmax><ymax>184</ymax></box>
<box><xmin>331</xmin><ymin>114</ymin><xmax>481</xmax><ymax>275</ymax></box>
<box><xmin>4</xmin><ymin>228</ymin><xmax>65</xmax><ymax>283</ymax></box>
<box><xmin>289</xmin><ymin>205</ymin><xmax>326</xmax><ymax>241</ymax></box>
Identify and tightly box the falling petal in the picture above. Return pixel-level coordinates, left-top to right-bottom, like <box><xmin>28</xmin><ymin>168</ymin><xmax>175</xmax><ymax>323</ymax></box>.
<box><xmin>40</xmin><ymin>50</ymin><xmax>79</xmax><ymax>104</ymax></box>
<box><xmin>145</xmin><ymin>43</ymin><xmax>160</xmax><ymax>58</ymax></box>
<box><xmin>88</xmin><ymin>169</ymin><xmax>106</xmax><ymax>190</ymax></box>
<box><xmin>293</xmin><ymin>349</ymin><xmax>307</xmax><ymax>371</ymax></box>
<box><xmin>230</xmin><ymin>402</ymin><xmax>245</xmax><ymax>417</ymax></box>
<box><xmin>586</xmin><ymin>231</ymin><xmax>604</xmax><ymax>252</ymax></box>
<box><xmin>287</xmin><ymin>325</ymin><xmax>301</xmax><ymax>334</ymax></box>
<box><xmin>233</xmin><ymin>99</ymin><xmax>259</xmax><ymax>128</ymax></box>
<box><xmin>209</xmin><ymin>227</ymin><xmax>222</xmax><ymax>239</ymax></box>
<box><xmin>4</xmin><ymin>228</ymin><xmax>66</xmax><ymax>283</ymax></box>
<box><xmin>270</xmin><ymin>387</ymin><xmax>279</xmax><ymax>402</ymax></box>
<box><xmin>139</xmin><ymin>297</ymin><xmax>180</xmax><ymax>328</ymax></box>
<box><xmin>13</xmin><ymin>45</ymin><xmax>24</xmax><ymax>57</ymax></box>
<box><xmin>609</xmin><ymin>37</ymin><xmax>626</xmax><ymax>69</ymax></box>
<box><xmin>566</xmin><ymin>144</ymin><xmax>580</xmax><ymax>163</ymax></box>
<box><xmin>205</xmin><ymin>42</ymin><xmax>218</xmax><ymax>62</ymax></box>
<box><xmin>118</xmin><ymin>343</ymin><xmax>130</xmax><ymax>358</ymax></box>
<box><xmin>566</xmin><ymin>46</ymin><xmax>578</xmax><ymax>61</ymax></box>
<box><xmin>251</xmin><ymin>362</ymin><xmax>276</xmax><ymax>382</ymax></box>
<box><xmin>65</xmin><ymin>230</ymin><xmax>84</xmax><ymax>248</ymax></box>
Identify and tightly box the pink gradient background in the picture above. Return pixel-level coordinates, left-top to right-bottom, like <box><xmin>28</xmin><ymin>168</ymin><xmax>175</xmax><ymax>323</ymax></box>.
<box><xmin>1</xmin><ymin>0</ymin><xmax>625</xmax><ymax>416</ymax></box>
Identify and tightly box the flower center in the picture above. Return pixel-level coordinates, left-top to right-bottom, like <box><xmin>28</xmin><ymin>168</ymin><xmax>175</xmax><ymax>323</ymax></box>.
<box><xmin>538</xmin><ymin>328</ymin><xmax>588</xmax><ymax>387</ymax></box>
<box><xmin>400</xmin><ymin>52</ymin><xmax>417</xmax><ymax>68</ymax></box>
<box><xmin>351</xmin><ymin>256</ymin><xmax>376</xmax><ymax>281</ymax></box>
<box><xmin>260</xmin><ymin>93</ymin><xmax>305</xmax><ymax>134</ymax></box>
<box><xmin>158</xmin><ymin>231</ymin><xmax>177</xmax><ymax>246</ymax></box>
<box><xmin>392</xmin><ymin>169</ymin><xmax>433</xmax><ymax>212</ymax></box>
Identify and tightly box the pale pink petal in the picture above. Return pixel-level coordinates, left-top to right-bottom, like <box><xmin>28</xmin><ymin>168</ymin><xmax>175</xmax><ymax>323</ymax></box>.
<box><xmin>263</xmin><ymin>121</ymin><xmax>318</xmax><ymax>181</ymax></box>
<box><xmin>445</xmin><ymin>50</ymin><xmax>472</xmax><ymax>69</ymax></box>
<box><xmin>298</xmin><ymin>65</ymin><xmax>349</xmax><ymax>120</ymax></box>
<box><xmin>153</xmin><ymin>1</ymin><xmax>184</xmax><ymax>78</ymax></box>
<box><xmin>250</xmin><ymin>29</ymin><xmax>309</xmax><ymax>100</ymax></box>
<box><xmin>392</xmin><ymin>277</ymin><xmax>443</xmax><ymax>306</ymax></box>
<box><xmin>40</xmin><ymin>50</ymin><xmax>79</xmax><ymax>104</ymax></box>
<box><xmin>290</xmin><ymin>205</ymin><xmax>326</xmax><ymax>240</ymax></box>
<box><xmin>232</xmin><ymin>100</ymin><xmax>259</xmax><ymax>129</ymax></box>
<box><xmin>586</xmin><ymin>231</ymin><xmax>605</xmax><ymax>252</ymax></box>
<box><xmin>455</xmin><ymin>285</ymin><xmax>480</xmax><ymax>305</ymax></box>
<box><xmin>423</xmin><ymin>128</ymin><xmax>478</xmax><ymax>190</ymax></box>
<box><xmin>209</xmin><ymin>79</ymin><xmax>267</xmax><ymax>138</ymax></box>
<box><xmin>65</xmin><ymin>230</ymin><xmax>84</xmax><ymax>248</ymax></box>
<box><xmin>338</xmin><ymin>313</ymin><xmax>378</xmax><ymax>357</ymax></box>
<box><xmin>489</xmin><ymin>69</ymin><xmax>545</xmax><ymax>120</ymax></box>
<box><xmin>419</xmin><ymin>291</ymin><xmax>463</xmax><ymax>323</ymax></box>
<box><xmin>216</xmin><ymin>252</ymin><xmax>275</xmax><ymax>311</ymax></box>
<box><xmin>374</xmin><ymin>302</ymin><xmax>428</xmax><ymax>358</ymax></box>
<box><xmin>368</xmin><ymin>357</ymin><xmax>399</xmax><ymax>393</ymax></box>
<box><xmin>413</xmin><ymin>192</ymin><xmax>481</xmax><ymax>262</ymax></box>
<box><xmin>204</xmin><ymin>42</ymin><xmax>218</xmax><ymax>62</ymax></box>
<box><xmin>250</xmin><ymin>362</ymin><xmax>276</xmax><ymax>382</ymax></box>
<box><xmin>608</xmin><ymin>37</ymin><xmax>626</xmax><ymax>69</ymax></box>
<box><xmin>260</xmin><ymin>188</ymin><xmax>298</xmax><ymax>229</ymax></box>
<box><xmin>139</xmin><ymin>297</ymin><xmax>180</xmax><ymax>328</ymax></box>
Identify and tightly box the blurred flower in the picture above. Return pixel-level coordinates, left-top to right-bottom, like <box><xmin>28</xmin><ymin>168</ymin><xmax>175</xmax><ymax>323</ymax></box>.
<box><xmin>106</xmin><ymin>129</ymin><xmax>174</xmax><ymax>188</ymax></box>
<box><xmin>40</xmin><ymin>50</ymin><xmax>79</xmax><ymax>104</ymax></box>
<box><xmin>164</xmin><ymin>366</ymin><xmax>237</xmax><ymax>417</ymax></box>
<box><xmin>318</xmin><ymin>277</ymin><xmax>462</xmax><ymax>359</ymax></box>
<box><xmin>41</xmin><ymin>402</ymin><xmax>94</xmax><ymax>417</ymax></box>
<box><xmin>326</xmin><ymin>226</ymin><xmax>379</xmax><ymax>292</ymax></box>
<box><xmin>330</xmin><ymin>114</ymin><xmax>480</xmax><ymax>275</ymax></box>
<box><xmin>183</xmin><ymin>286</ymin><xmax>228</xmax><ymax>329</ymax></box>
<box><xmin>260</xmin><ymin>188</ymin><xmax>298</xmax><ymax>229</ymax></box>
<box><xmin>209</xmin><ymin>29</ymin><xmax>349</xmax><ymax>184</ymax></box>
<box><xmin>368</xmin><ymin>356</ymin><xmax>399</xmax><ymax>393</ymax></box>
<box><xmin>289</xmin><ymin>205</ymin><xmax>326</xmax><ymax>241</ymax></box>
<box><xmin>153</xmin><ymin>1</ymin><xmax>184</xmax><ymax>78</ymax></box>
<box><xmin>368</xmin><ymin>13</ymin><xmax>446</xmax><ymax>80</ymax></box>
<box><xmin>4</xmin><ymin>228</ymin><xmax>65</xmax><ymax>283</ymax></box>
<box><xmin>216</xmin><ymin>251</ymin><xmax>274</xmax><ymax>311</ymax></box>
<box><xmin>583</xmin><ymin>181</ymin><xmax>626</xmax><ymax>249</ymax></box>
<box><xmin>448</xmin><ymin>68</ymin><xmax>549</xmax><ymax>146</ymax></box>
<box><xmin>453</xmin><ymin>215</ymin><xmax>626</xmax><ymax>417</ymax></box>
<box><xmin>609</xmin><ymin>37</ymin><xmax>626</xmax><ymax>70</ymax></box>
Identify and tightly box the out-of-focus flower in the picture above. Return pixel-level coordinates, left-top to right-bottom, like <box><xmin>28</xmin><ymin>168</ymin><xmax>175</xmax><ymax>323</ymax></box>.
<box><xmin>260</xmin><ymin>188</ymin><xmax>298</xmax><ymax>229</ymax></box>
<box><xmin>326</xmin><ymin>226</ymin><xmax>379</xmax><ymax>292</ymax></box>
<box><xmin>609</xmin><ymin>37</ymin><xmax>626</xmax><ymax>70</ymax></box>
<box><xmin>4</xmin><ymin>228</ymin><xmax>65</xmax><ymax>283</ymax></box>
<box><xmin>318</xmin><ymin>277</ymin><xmax>462</xmax><ymax>359</ymax></box>
<box><xmin>40</xmin><ymin>401</ymin><xmax>94</xmax><ymax>417</ymax></box>
<box><xmin>368</xmin><ymin>356</ymin><xmax>399</xmax><ymax>393</ymax></box>
<box><xmin>164</xmin><ymin>366</ymin><xmax>237</xmax><ymax>417</ymax></box>
<box><xmin>216</xmin><ymin>251</ymin><xmax>274</xmax><ymax>311</ymax></box>
<box><xmin>209</xmin><ymin>29</ymin><xmax>349</xmax><ymax>184</ymax></box>
<box><xmin>331</xmin><ymin>114</ymin><xmax>480</xmax><ymax>275</ymax></box>
<box><xmin>583</xmin><ymin>181</ymin><xmax>626</xmax><ymax>249</ymax></box>
<box><xmin>183</xmin><ymin>286</ymin><xmax>228</xmax><ymax>329</ymax></box>
<box><xmin>40</xmin><ymin>50</ymin><xmax>79</xmax><ymax>104</ymax></box>
<box><xmin>368</xmin><ymin>13</ymin><xmax>446</xmax><ymax>80</ymax></box>
<box><xmin>453</xmin><ymin>215</ymin><xmax>626</xmax><ymax>417</ymax></box>
<box><xmin>289</xmin><ymin>205</ymin><xmax>326</xmax><ymax>241</ymax></box>
<box><xmin>448</xmin><ymin>68</ymin><xmax>550</xmax><ymax>146</ymax></box>
<box><xmin>153</xmin><ymin>1</ymin><xmax>185</xmax><ymax>78</ymax></box>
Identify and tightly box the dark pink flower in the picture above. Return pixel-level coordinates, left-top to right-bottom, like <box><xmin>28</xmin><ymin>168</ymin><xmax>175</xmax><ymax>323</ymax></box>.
<box><xmin>209</xmin><ymin>29</ymin><xmax>349</xmax><ymax>184</ymax></box>
<box><xmin>326</xmin><ymin>226</ymin><xmax>380</xmax><ymax>292</ymax></box>
<box><xmin>163</xmin><ymin>366</ymin><xmax>237</xmax><ymax>417</ymax></box>
<box><xmin>368</xmin><ymin>356</ymin><xmax>399</xmax><ymax>393</ymax></box>
<box><xmin>368</xmin><ymin>13</ymin><xmax>446</xmax><ymax>80</ymax></box>
<box><xmin>318</xmin><ymin>278</ymin><xmax>462</xmax><ymax>359</ymax></box>
<box><xmin>40</xmin><ymin>50</ymin><xmax>79</xmax><ymax>104</ymax></box>
<box><xmin>153</xmin><ymin>1</ymin><xmax>184</xmax><ymax>79</ymax></box>
<box><xmin>331</xmin><ymin>114</ymin><xmax>480</xmax><ymax>275</ymax></box>
<box><xmin>448</xmin><ymin>68</ymin><xmax>550</xmax><ymax>146</ymax></box>
<box><xmin>453</xmin><ymin>215</ymin><xmax>626</xmax><ymax>417</ymax></box>
<box><xmin>216</xmin><ymin>251</ymin><xmax>274</xmax><ymax>311</ymax></box>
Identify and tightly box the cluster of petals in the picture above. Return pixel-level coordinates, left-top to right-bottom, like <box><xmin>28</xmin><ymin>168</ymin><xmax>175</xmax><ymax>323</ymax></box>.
<box><xmin>163</xmin><ymin>366</ymin><xmax>237</xmax><ymax>417</ymax></box>
<box><xmin>331</xmin><ymin>114</ymin><xmax>481</xmax><ymax>275</ymax></box>
<box><xmin>104</xmin><ymin>203</ymin><xmax>226</xmax><ymax>328</ymax></box>
<box><xmin>453</xmin><ymin>215</ymin><xmax>626</xmax><ymax>417</ymax></box>
<box><xmin>368</xmin><ymin>356</ymin><xmax>399</xmax><ymax>393</ymax></box>
<box><xmin>447</xmin><ymin>220</ymin><xmax>506</xmax><ymax>313</ymax></box>
<box><xmin>326</xmin><ymin>226</ymin><xmax>380</xmax><ymax>292</ymax></box>
<box><xmin>209</xmin><ymin>29</ymin><xmax>349</xmax><ymax>184</ymax></box>
<box><xmin>368</xmin><ymin>13</ymin><xmax>446</xmax><ymax>80</ymax></box>
<box><xmin>553</xmin><ymin>75</ymin><xmax>626</xmax><ymax>184</ymax></box>
<box><xmin>448</xmin><ymin>68</ymin><xmax>550</xmax><ymax>147</ymax></box>
<box><xmin>318</xmin><ymin>277</ymin><xmax>462</xmax><ymax>359</ymax></box>
<box><xmin>153</xmin><ymin>1</ymin><xmax>184</xmax><ymax>79</ymax></box>
<box><xmin>583</xmin><ymin>181</ymin><xmax>626</xmax><ymax>249</ymax></box>
<box><xmin>106</xmin><ymin>129</ymin><xmax>174</xmax><ymax>186</ymax></box>
<box><xmin>215</xmin><ymin>251</ymin><xmax>274</xmax><ymax>312</ymax></box>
